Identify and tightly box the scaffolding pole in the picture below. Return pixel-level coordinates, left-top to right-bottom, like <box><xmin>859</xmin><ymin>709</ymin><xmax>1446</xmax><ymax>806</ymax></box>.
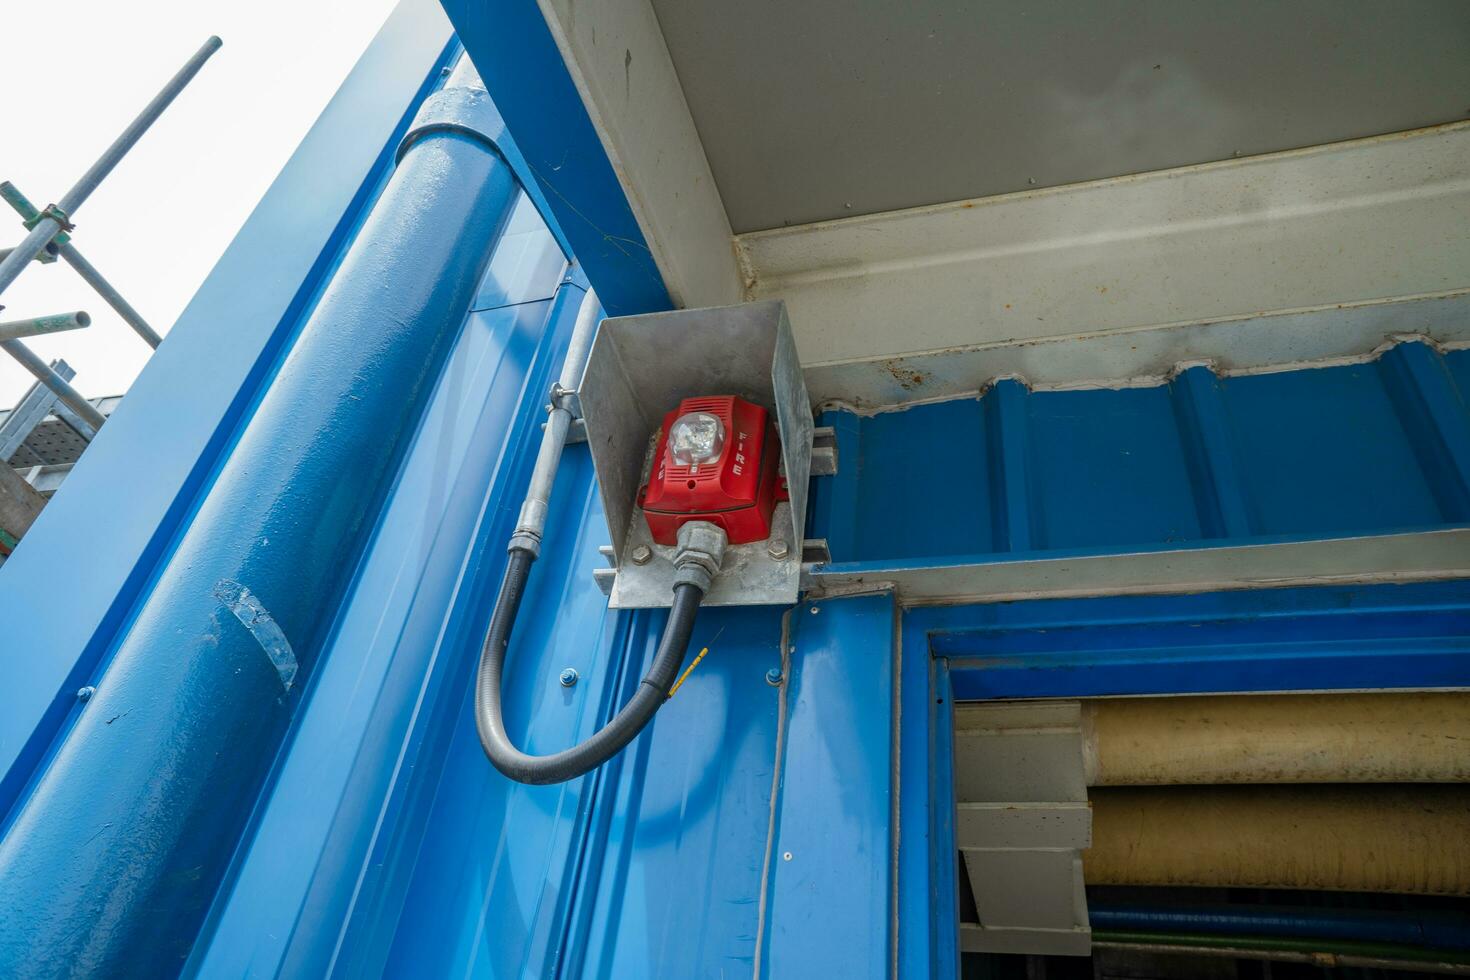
<box><xmin>0</xmin><ymin>36</ymin><xmax>221</xmax><ymax>431</ymax></box>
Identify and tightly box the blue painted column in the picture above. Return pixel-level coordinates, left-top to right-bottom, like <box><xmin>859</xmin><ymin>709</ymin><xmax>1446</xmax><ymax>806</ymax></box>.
<box><xmin>0</xmin><ymin>68</ymin><xmax>521</xmax><ymax>978</ymax></box>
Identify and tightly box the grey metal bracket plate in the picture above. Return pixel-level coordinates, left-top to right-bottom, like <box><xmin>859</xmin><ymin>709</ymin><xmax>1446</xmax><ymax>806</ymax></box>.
<box><xmin>580</xmin><ymin>299</ymin><xmax>814</xmax><ymax>609</ymax></box>
<box><xmin>609</xmin><ymin>501</ymin><xmax>800</xmax><ymax>608</ymax></box>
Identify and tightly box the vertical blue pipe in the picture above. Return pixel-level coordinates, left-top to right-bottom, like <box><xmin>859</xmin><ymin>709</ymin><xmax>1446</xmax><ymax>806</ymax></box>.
<box><xmin>0</xmin><ymin>70</ymin><xmax>521</xmax><ymax>978</ymax></box>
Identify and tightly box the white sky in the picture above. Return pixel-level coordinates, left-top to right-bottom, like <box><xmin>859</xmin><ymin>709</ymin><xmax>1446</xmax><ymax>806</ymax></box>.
<box><xmin>0</xmin><ymin>0</ymin><xmax>400</xmax><ymax>404</ymax></box>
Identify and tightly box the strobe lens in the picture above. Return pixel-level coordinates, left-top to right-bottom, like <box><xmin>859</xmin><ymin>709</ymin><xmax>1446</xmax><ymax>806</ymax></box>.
<box><xmin>667</xmin><ymin>411</ymin><xmax>724</xmax><ymax>467</ymax></box>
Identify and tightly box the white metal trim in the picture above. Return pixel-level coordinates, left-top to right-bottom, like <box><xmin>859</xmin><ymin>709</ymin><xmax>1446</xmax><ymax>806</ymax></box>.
<box><xmin>738</xmin><ymin>123</ymin><xmax>1470</xmax><ymax>409</ymax></box>
<box><xmin>534</xmin><ymin>0</ymin><xmax>743</xmax><ymax>308</ymax></box>
<box><xmin>805</xmin><ymin>529</ymin><xmax>1470</xmax><ymax>606</ymax></box>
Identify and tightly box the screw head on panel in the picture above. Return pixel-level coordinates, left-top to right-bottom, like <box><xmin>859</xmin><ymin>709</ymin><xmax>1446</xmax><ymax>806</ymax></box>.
<box><xmin>559</xmin><ymin>668</ymin><xmax>579</xmax><ymax>688</ymax></box>
<box><xmin>765</xmin><ymin>668</ymin><xmax>784</xmax><ymax>687</ymax></box>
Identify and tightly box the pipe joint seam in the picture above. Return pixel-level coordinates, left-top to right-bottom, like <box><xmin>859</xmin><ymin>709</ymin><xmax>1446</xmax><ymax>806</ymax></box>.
<box><xmin>507</xmin><ymin>532</ymin><xmax>541</xmax><ymax>558</ymax></box>
<box><xmin>396</xmin><ymin>86</ymin><xmax>513</xmax><ymax>166</ymax></box>
<box><xmin>672</xmin><ymin>521</ymin><xmax>727</xmax><ymax>594</ymax></box>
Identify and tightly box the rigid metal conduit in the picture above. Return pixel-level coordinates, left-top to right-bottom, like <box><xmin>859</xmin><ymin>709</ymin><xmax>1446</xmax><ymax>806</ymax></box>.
<box><xmin>473</xmin><ymin>288</ymin><xmax>718</xmax><ymax>785</ymax></box>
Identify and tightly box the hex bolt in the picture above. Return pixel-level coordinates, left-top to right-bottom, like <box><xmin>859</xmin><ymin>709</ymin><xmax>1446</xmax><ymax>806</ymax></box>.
<box><xmin>559</xmin><ymin>668</ymin><xmax>579</xmax><ymax>688</ymax></box>
<box><xmin>767</xmin><ymin>538</ymin><xmax>790</xmax><ymax>560</ymax></box>
<box><xmin>631</xmin><ymin>544</ymin><xmax>653</xmax><ymax>565</ymax></box>
<box><xmin>76</xmin><ymin>686</ymin><xmax>96</xmax><ymax>702</ymax></box>
<box><xmin>765</xmin><ymin>667</ymin><xmax>784</xmax><ymax>687</ymax></box>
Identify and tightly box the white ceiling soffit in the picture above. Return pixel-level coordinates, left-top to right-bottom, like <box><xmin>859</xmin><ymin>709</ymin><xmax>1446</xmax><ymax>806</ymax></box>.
<box><xmin>741</xmin><ymin>123</ymin><xmax>1470</xmax><ymax>408</ymax></box>
<box><xmin>536</xmin><ymin>1</ymin><xmax>1470</xmax><ymax>407</ymax></box>
<box><xmin>651</xmin><ymin>0</ymin><xmax>1470</xmax><ymax>232</ymax></box>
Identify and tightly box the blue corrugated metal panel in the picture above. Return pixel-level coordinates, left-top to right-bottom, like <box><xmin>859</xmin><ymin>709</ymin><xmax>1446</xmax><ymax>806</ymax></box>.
<box><xmin>1378</xmin><ymin>343</ymin><xmax>1470</xmax><ymax>519</ymax></box>
<box><xmin>760</xmin><ymin>596</ymin><xmax>895</xmax><ymax>978</ymax></box>
<box><xmin>812</xmin><ymin>344</ymin><xmax>1470</xmax><ymax>565</ymax></box>
<box><xmin>193</xmin><ymin>203</ymin><xmax>570</xmax><ymax>976</ymax></box>
<box><xmin>568</xmin><ymin>604</ymin><xmax>785</xmax><ymax>980</ymax></box>
<box><xmin>376</xmin><ymin>546</ymin><xmax>897</xmax><ymax>978</ymax></box>
<box><xmin>1029</xmin><ymin>382</ymin><xmax>1203</xmax><ymax>550</ymax></box>
<box><xmin>378</xmin><ymin>449</ymin><xmax>631</xmax><ymax>980</ymax></box>
<box><xmin>1224</xmin><ymin>358</ymin><xmax>1447</xmax><ymax>534</ymax></box>
<box><xmin>1449</xmin><ymin>347</ymin><xmax>1470</xmax><ymax>401</ymax></box>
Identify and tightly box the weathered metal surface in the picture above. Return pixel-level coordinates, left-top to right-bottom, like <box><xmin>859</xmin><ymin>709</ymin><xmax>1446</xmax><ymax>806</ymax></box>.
<box><xmin>1086</xmin><ymin>785</ymin><xmax>1470</xmax><ymax>895</ymax></box>
<box><xmin>1082</xmin><ymin>693</ymin><xmax>1470</xmax><ymax>786</ymax></box>
<box><xmin>741</xmin><ymin>125</ymin><xmax>1470</xmax><ymax>409</ymax></box>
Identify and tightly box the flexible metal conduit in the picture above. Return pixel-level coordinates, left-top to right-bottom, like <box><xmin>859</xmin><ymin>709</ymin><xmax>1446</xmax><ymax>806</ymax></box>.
<box><xmin>473</xmin><ymin>289</ymin><xmax>713</xmax><ymax>786</ymax></box>
<box><xmin>0</xmin><ymin>62</ymin><xmax>521</xmax><ymax>977</ymax></box>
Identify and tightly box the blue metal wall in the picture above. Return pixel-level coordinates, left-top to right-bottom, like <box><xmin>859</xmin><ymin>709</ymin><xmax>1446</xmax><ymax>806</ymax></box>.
<box><xmin>812</xmin><ymin>345</ymin><xmax>1470</xmax><ymax>564</ymax></box>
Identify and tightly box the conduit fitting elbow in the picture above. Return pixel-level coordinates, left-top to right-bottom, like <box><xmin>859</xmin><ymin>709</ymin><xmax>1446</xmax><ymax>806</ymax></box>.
<box><xmin>672</xmin><ymin>521</ymin><xmax>728</xmax><ymax>594</ymax></box>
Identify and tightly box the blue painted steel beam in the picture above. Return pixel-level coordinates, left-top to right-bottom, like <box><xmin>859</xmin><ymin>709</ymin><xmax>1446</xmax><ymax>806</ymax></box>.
<box><xmin>438</xmin><ymin>0</ymin><xmax>674</xmax><ymax>317</ymax></box>
<box><xmin>0</xmin><ymin>51</ymin><xmax>522</xmax><ymax>976</ymax></box>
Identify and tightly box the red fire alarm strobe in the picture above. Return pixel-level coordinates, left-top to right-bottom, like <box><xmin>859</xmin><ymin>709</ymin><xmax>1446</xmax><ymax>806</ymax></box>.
<box><xmin>640</xmin><ymin>395</ymin><xmax>783</xmax><ymax>546</ymax></box>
